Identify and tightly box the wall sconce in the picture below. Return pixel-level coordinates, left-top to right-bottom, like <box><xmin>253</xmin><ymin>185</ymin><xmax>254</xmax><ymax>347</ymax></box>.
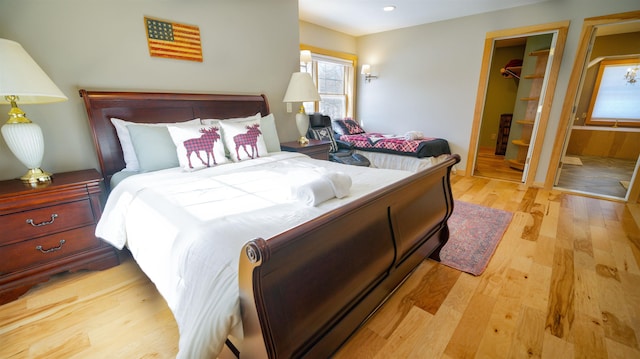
<box><xmin>361</xmin><ymin>64</ymin><xmax>378</xmax><ymax>83</ymax></box>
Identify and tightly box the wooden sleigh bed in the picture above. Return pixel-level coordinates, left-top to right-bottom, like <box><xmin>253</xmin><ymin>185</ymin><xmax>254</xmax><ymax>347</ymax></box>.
<box><xmin>80</xmin><ymin>89</ymin><xmax>460</xmax><ymax>358</ymax></box>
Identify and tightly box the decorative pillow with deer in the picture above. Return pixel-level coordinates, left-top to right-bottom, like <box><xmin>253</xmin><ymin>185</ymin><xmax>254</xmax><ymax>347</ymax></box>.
<box><xmin>167</xmin><ymin>124</ymin><xmax>228</xmax><ymax>171</ymax></box>
<box><xmin>219</xmin><ymin>118</ymin><xmax>268</xmax><ymax>162</ymax></box>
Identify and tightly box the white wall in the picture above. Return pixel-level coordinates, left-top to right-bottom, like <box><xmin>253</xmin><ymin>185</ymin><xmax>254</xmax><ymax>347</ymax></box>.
<box><xmin>356</xmin><ymin>0</ymin><xmax>640</xmax><ymax>183</ymax></box>
<box><xmin>0</xmin><ymin>0</ymin><xmax>300</xmax><ymax>180</ymax></box>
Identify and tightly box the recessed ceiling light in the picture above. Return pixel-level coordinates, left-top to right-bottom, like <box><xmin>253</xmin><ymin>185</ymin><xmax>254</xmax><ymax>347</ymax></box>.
<box><xmin>383</xmin><ymin>6</ymin><xmax>396</xmax><ymax>12</ymax></box>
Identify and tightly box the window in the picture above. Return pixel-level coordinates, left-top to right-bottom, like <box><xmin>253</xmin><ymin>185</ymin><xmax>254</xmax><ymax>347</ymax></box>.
<box><xmin>586</xmin><ymin>58</ymin><xmax>640</xmax><ymax>127</ymax></box>
<box><xmin>299</xmin><ymin>45</ymin><xmax>356</xmax><ymax>121</ymax></box>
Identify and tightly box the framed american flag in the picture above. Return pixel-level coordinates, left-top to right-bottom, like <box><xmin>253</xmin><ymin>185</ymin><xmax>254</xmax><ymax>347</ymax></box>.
<box><xmin>144</xmin><ymin>16</ymin><xmax>203</xmax><ymax>62</ymax></box>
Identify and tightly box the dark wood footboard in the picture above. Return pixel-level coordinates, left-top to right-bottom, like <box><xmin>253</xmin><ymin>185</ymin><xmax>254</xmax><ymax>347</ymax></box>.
<box><xmin>238</xmin><ymin>154</ymin><xmax>460</xmax><ymax>358</ymax></box>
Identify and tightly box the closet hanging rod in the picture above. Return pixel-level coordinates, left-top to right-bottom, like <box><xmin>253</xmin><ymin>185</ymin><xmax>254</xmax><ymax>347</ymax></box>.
<box><xmin>502</xmin><ymin>67</ymin><xmax>521</xmax><ymax>79</ymax></box>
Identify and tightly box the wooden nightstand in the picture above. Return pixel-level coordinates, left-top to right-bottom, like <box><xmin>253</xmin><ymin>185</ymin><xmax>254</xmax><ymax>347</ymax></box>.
<box><xmin>280</xmin><ymin>139</ymin><xmax>331</xmax><ymax>160</ymax></box>
<box><xmin>0</xmin><ymin>169</ymin><xmax>120</xmax><ymax>304</ymax></box>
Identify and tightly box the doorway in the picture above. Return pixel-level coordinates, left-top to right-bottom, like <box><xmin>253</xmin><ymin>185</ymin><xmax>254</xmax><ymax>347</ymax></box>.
<box><xmin>467</xmin><ymin>21</ymin><xmax>570</xmax><ymax>185</ymax></box>
<box><xmin>546</xmin><ymin>11</ymin><xmax>640</xmax><ymax>203</ymax></box>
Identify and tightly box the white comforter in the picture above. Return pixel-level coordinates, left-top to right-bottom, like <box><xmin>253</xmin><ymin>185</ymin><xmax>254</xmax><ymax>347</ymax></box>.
<box><xmin>96</xmin><ymin>152</ymin><xmax>410</xmax><ymax>358</ymax></box>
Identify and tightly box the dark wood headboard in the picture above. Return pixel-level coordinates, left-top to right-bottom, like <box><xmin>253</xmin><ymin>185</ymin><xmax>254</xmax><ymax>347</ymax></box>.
<box><xmin>79</xmin><ymin>89</ymin><xmax>270</xmax><ymax>186</ymax></box>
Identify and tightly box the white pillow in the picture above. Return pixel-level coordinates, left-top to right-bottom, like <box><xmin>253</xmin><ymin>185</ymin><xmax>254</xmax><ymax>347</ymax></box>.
<box><xmin>111</xmin><ymin>117</ymin><xmax>200</xmax><ymax>171</ymax></box>
<box><xmin>201</xmin><ymin>113</ymin><xmax>261</xmax><ymax>125</ymax></box>
<box><xmin>167</xmin><ymin>123</ymin><xmax>228</xmax><ymax>171</ymax></box>
<box><xmin>202</xmin><ymin>113</ymin><xmax>280</xmax><ymax>153</ymax></box>
<box><xmin>259</xmin><ymin>113</ymin><xmax>281</xmax><ymax>152</ymax></box>
<box><xmin>220</xmin><ymin>118</ymin><xmax>269</xmax><ymax>162</ymax></box>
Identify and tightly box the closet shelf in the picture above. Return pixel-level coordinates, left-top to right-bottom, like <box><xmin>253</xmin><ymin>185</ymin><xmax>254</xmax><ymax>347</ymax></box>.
<box><xmin>529</xmin><ymin>49</ymin><xmax>550</xmax><ymax>57</ymax></box>
<box><xmin>516</xmin><ymin>120</ymin><xmax>535</xmax><ymax>126</ymax></box>
<box><xmin>509</xmin><ymin>47</ymin><xmax>549</xmax><ymax>172</ymax></box>
<box><xmin>507</xmin><ymin>159</ymin><xmax>525</xmax><ymax>171</ymax></box>
<box><xmin>512</xmin><ymin>139</ymin><xmax>530</xmax><ymax>147</ymax></box>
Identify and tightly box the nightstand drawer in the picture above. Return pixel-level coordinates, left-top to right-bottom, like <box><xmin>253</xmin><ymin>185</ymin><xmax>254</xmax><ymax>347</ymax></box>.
<box><xmin>0</xmin><ymin>225</ymin><xmax>100</xmax><ymax>275</ymax></box>
<box><xmin>0</xmin><ymin>199</ymin><xmax>95</xmax><ymax>245</ymax></box>
<box><xmin>281</xmin><ymin>140</ymin><xmax>331</xmax><ymax>161</ymax></box>
<box><xmin>303</xmin><ymin>147</ymin><xmax>330</xmax><ymax>160</ymax></box>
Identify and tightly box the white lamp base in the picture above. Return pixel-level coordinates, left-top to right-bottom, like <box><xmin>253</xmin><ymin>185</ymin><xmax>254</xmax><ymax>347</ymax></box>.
<box><xmin>295</xmin><ymin>111</ymin><xmax>310</xmax><ymax>145</ymax></box>
<box><xmin>1</xmin><ymin>122</ymin><xmax>51</xmax><ymax>183</ymax></box>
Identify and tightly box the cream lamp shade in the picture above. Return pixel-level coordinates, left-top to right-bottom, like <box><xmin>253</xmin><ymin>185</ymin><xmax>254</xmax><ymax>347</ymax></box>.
<box><xmin>283</xmin><ymin>72</ymin><xmax>321</xmax><ymax>144</ymax></box>
<box><xmin>0</xmin><ymin>38</ymin><xmax>68</xmax><ymax>183</ymax></box>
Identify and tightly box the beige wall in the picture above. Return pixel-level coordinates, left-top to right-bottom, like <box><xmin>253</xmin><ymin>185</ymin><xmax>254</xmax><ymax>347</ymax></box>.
<box><xmin>567</xmin><ymin>129</ymin><xmax>640</xmax><ymax>160</ymax></box>
<box><xmin>3</xmin><ymin>1</ymin><xmax>639</xmax><ymax>184</ymax></box>
<box><xmin>299</xmin><ymin>21</ymin><xmax>357</xmax><ymax>55</ymax></box>
<box><xmin>575</xmin><ymin>31</ymin><xmax>640</xmax><ymax>125</ymax></box>
<box><xmin>355</xmin><ymin>0</ymin><xmax>640</xmax><ymax>184</ymax></box>
<box><xmin>0</xmin><ymin>0</ymin><xmax>300</xmax><ymax>180</ymax></box>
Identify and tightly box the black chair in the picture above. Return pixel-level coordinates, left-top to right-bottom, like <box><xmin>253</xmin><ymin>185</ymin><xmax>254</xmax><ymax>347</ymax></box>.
<box><xmin>308</xmin><ymin>113</ymin><xmax>371</xmax><ymax>167</ymax></box>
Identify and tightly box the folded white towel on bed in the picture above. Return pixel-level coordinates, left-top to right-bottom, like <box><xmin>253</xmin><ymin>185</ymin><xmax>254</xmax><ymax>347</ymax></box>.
<box><xmin>289</xmin><ymin>168</ymin><xmax>352</xmax><ymax>206</ymax></box>
<box><xmin>404</xmin><ymin>131</ymin><xmax>424</xmax><ymax>140</ymax></box>
<box><xmin>292</xmin><ymin>177</ymin><xmax>335</xmax><ymax>206</ymax></box>
<box><xmin>323</xmin><ymin>170</ymin><xmax>352</xmax><ymax>199</ymax></box>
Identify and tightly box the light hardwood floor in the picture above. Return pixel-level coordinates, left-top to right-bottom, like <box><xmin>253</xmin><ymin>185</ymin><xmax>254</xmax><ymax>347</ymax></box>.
<box><xmin>1</xmin><ymin>174</ymin><xmax>639</xmax><ymax>358</ymax></box>
<box><xmin>473</xmin><ymin>147</ymin><xmax>523</xmax><ymax>183</ymax></box>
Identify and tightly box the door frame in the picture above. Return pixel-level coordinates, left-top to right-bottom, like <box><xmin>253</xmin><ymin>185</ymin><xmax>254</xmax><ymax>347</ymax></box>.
<box><xmin>466</xmin><ymin>21</ymin><xmax>569</xmax><ymax>185</ymax></box>
<box><xmin>544</xmin><ymin>10</ymin><xmax>640</xmax><ymax>203</ymax></box>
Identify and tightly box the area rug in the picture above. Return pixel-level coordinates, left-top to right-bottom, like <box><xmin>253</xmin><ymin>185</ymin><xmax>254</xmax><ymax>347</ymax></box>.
<box><xmin>438</xmin><ymin>201</ymin><xmax>513</xmax><ymax>276</ymax></box>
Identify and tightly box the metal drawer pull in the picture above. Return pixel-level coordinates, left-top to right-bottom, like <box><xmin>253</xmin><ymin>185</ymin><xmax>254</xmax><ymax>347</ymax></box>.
<box><xmin>36</xmin><ymin>240</ymin><xmax>66</xmax><ymax>254</ymax></box>
<box><xmin>26</xmin><ymin>213</ymin><xmax>59</xmax><ymax>227</ymax></box>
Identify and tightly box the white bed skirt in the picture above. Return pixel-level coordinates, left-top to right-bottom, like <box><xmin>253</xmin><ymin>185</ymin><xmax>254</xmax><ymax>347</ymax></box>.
<box><xmin>356</xmin><ymin>151</ymin><xmax>454</xmax><ymax>173</ymax></box>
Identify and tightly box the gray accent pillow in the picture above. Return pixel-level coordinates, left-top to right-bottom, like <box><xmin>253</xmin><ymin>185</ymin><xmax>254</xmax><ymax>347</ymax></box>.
<box><xmin>127</xmin><ymin>124</ymin><xmax>179</xmax><ymax>172</ymax></box>
<box><xmin>260</xmin><ymin>113</ymin><xmax>281</xmax><ymax>152</ymax></box>
<box><xmin>110</xmin><ymin>170</ymin><xmax>140</xmax><ymax>189</ymax></box>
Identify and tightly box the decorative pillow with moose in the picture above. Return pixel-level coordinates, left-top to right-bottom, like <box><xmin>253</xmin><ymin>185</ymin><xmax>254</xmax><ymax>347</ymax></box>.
<box><xmin>220</xmin><ymin>118</ymin><xmax>268</xmax><ymax>162</ymax></box>
<box><xmin>167</xmin><ymin>124</ymin><xmax>228</xmax><ymax>170</ymax></box>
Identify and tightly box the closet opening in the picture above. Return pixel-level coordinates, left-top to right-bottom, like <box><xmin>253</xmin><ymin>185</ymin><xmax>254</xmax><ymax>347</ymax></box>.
<box><xmin>467</xmin><ymin>21</ymin><xmax>569</xmax><ymax>185</ymax></box>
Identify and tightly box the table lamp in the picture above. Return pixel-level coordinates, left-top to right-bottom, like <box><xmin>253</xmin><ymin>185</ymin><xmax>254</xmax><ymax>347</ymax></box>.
<box><xmin>283</xmin><ymin>72</ymin><xmax>321</xmax><ymax>145</ymax></box>
<box><xmin>0</xmin><ymin>38</ymin><xmax>68</xmax><ymax>183</ymax></box>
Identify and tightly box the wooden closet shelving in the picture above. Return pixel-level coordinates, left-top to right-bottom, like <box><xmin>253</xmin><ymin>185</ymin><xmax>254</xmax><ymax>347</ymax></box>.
<box><xmin>516</xmin><ymin>120</ymin><xmax>535</xmax><ymax>125</ymax></box>
<box><xmin>508</xmin><ymin>48</ymin><xmax>550</xmax><ymax>171</ymax></box>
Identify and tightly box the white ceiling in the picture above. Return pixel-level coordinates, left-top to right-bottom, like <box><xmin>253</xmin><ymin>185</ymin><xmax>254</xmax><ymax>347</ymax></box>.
<box><xmin>299</xmin><ymin>0</ymin><xmax>552</xmax><ymax>37</ymax></box>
